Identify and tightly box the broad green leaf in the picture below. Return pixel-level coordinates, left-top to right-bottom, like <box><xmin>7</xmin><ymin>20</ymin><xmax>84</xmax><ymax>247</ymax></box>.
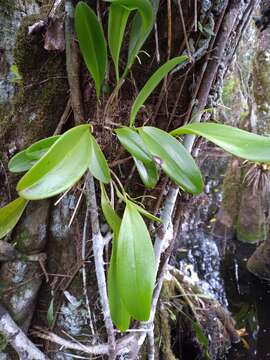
<box><xmin>115</xmin><ymin>127</ymin><xmax>152</xmax><ymax>163</ymax></box>
<box><xmin>134</xmin><ymin>157</ymin><xmax>159</xmax><ymax>188</ymax></box>
<box><xmin>8</xmin><ymin>136</ymin><xmax>60</xmax><ymax>173</ymax></box>
<box><xmin>8</xmin><ymin>150</ymin><xmax>36</xmax><ymax>173</ymax></box>
<box><xmin>75</xmin><ymin>2</ymin><xmax>107</xmax><ymax>98</ymax></box>
<box><xmin>170</xmin><ymin>122</ymin><xmax>270</xmax><ymax>163</ymax></box>
<box><xmin>139</xmin><ymin>127</ymin><xmax>203</xmax><ymax>194</ymax></box>
<box><xmin>0</xmin><ymin>197</ymin><xmax>28</xmax><ymax>239</ymax></box>
<box><xmin>17</xmin><ymin>125</ymin><xmax>91</xmax><ymax>200</ymax></box>
<box><xmin>108</xmin><ymin>4</ymin><xmax>130</xmax><ymax>81</ymax></box>
<box><xmin>100</xmin><ymin>184</ymin><xmax>130</xmax><ymax>331</ymax></box>
<box><xmin>130</xmin><ymin>56</ymin><xmax>188</xmax><ymax>126</ymax></box>
<box><xmin>89</xmin><ymin>134</ymin><xmax>111</xmax><ymax>183</ymax></box>
<box><xmin>125</xmin><ymin>0</ymin><xmax>159</xmax><ymax>74</ymax></box>
<box><xmin>26</xmin><ymin>135</ymin><xmax>60</xmax><ymax>160</ymax></box>
<box><xmin>117</xmin><ymin>200</ymin><xmax>156</xmax><ymax>320</ymax></box>
<box><xmin>127</xmin><ymin>0</ymin><xmax>154</xmax><ymax>72</ymax></box>
<box><xmin>108</xmin><ymin>240</ymin><xmax>131</xmax><ymax>331</ymax></box>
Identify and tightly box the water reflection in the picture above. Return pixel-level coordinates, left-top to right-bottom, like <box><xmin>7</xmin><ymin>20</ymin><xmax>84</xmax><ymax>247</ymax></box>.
<box><xmin>223</xmin><ymin>246</ymin><xmax>270</xmax><ymax>359</ymax></box>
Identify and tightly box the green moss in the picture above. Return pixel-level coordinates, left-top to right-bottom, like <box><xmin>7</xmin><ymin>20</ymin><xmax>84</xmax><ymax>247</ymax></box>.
<box><xmin>0</xmin><ymin>1</ymin><xmax>15</xmax><ymax>16</ymax></box>
<box><xmin>253</xmin><ymin>51</ymin><xmax>270</xmax><ymax>108</ymax></box>
<box><xmin>153</xmin><ymin>280</ymin><xmax>180</xmax><ymax>360</ymax></box>
<box><xmin>13</xmin><ymin>228</ymin><xmax>31</xmax><ymax>253</ymax></box>
<box><xmin>0</xmin><ymin>332</ymin><xmax>8</xmax><ymax>351</ymax></box>
<box><xmin>221</xmin><ymin>160</ymin><xmax>242</xmax><ymax>226</ymax></box>
<box><xmin>236</xmin><ymin>222</ymin><xmax>266</xmax><ymax>244</ymax></box>
<box><xmin>222</xmin><ymin>77</ymin><xmax>237</xmax><ymax>105</ymax></box>
<box><xmin>0</xmin><ymin>103</ymin><xmax>13</xmax><ymax>142</ymax></box>
<box><xmin>0</xmin><ymin>12</ymin><xmax>68</xmax><ymax>154</ymax></box>
<box><xmin>159</xmin><ymin>307</ymin><xmax>178</xmax><ymax>360</ymax></box>
<box><xmin>12</xmin><ymin>15</ymin><xmax>68</xmax><ymax>145</ymax></box>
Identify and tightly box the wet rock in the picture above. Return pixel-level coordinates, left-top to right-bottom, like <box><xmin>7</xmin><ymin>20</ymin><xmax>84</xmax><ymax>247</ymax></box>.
<box><xmin>236</xmin><ymin>185</ymin><xmax>268</xmax><ymax>243</ymax></box>
<box><xmin>13</xmin><ymin>201</ymin><xmax>51</xmax><ymax>253</ymax></box>
<box><xmin>0</xmin><ymin>260</ymin><xmax>42</xmax><ymax>329</ymax></box>
<box><xmin>247</xmin><ymin>240</ymin><xmax>270</xmax><ymax>280</ymax></box>
<box><xmin>0</xmin><ymin>201</ymin><xmax>50</xmax><ymax>331</ymax></box>
<box><xmin>212</xmin><ymin>159</ymin><xmax>241</xmax><ymax>243</ymax></box>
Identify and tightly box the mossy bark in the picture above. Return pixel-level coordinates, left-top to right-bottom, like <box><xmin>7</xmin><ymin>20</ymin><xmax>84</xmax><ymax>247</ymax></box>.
<box><xmin>0</xmin><ymin>2</ymin><xmax>68</xmax><ymax>356</ymax></box>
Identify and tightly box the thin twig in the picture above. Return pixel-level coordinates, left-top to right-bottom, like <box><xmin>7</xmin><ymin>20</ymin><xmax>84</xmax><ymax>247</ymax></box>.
<box><xmin>49</xmin><ymin>0</ymin><xmax>64</xmax><ymax>18</ymax></box>
<box><xmin>65</xmin><ymin>0</ymin><xmax>84</xmax><ymax>123</ymax></box>
<box><xmin>82</xmin><ymin>190</ymin><xmax>95</xmax><ymax>335</ymax></box>
<box><xmin>85</xmin><ymin>173</ymin><xmax>116</xmax><ymax>359</ymax></box>
<box><xmin>147</xmin><ymin>328</ymin><xmax>155</xmax><ymax>360</ymax></box>
<box><xmin>33</xmin><ymin>327</ymin><xmax>108</xmax><ymax>355</ymax></box>
<box><xmin>178</xmin><ymin>0</ymin><xmax>191</xmax><ymax>55</ymax></box>
<box><xmin>68</xmin><ymin>183</ymin><xmax>85</xmax><ymax>227</ymax></box>
<box><xmin>154</xmin><ymin>23</ymin><xmax>160</xmax><ymax>63</ymax></box>
<box><xmin>167</xmin><ymin>0</ymin><xmax>172</xmax><ymax>61</ymax></box>
<box><xmin>54</xmin><ymin>97</ymin><xmax>72</xmax><ymax>135</ymax></box>
<box><xmin>109</xmin><ymin>156</ymin><xmax>132</xmax><ymax>168</ymax></box>
<box><xmin>33</xmin><ymin>327</ymin><xmax>143</xmax><ymax>356</ymax></box>
<box><xmin>154</xmin><ymin>185</ymin><xmax>179</xmax><ymax>264</ymax></box>
<box><xmin>194</xmin><ymin>0</ymin><xmax>198</xmax><ymax>32</ymax></box>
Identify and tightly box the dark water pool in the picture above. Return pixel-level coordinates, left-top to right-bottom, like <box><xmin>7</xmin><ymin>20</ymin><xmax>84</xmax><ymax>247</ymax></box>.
<box><xmin>223</xmin><ymin>246</ymin><xmax>270</xmax><ymax>360</ymax></box>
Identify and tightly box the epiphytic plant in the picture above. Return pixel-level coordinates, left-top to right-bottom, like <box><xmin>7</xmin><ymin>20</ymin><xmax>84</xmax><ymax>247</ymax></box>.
<box><xmin>2</xmin><ymin>0</ymin><xmax>270</xmax><ymax>334</ymax></box>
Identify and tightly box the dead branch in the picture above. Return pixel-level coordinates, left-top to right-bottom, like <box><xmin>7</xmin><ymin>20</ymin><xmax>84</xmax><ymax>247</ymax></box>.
<box><xmin>85</xmin><ymin>173</ymin><xmax>116</xmax><ymax>359</ymax></box>
<box><xmin>65</xmin><ymin>0</ymin><xmax>84</xmax><ymax>123</ymax></box>
<box><xmin>32</xmin><ymin>327</ymin><xmax>108</xmax><ymax>355</ymax></box>
<box><xmin>0</xmin><ymin>305</ymin><xmax>49</xmax><ymax>360</ymax></box>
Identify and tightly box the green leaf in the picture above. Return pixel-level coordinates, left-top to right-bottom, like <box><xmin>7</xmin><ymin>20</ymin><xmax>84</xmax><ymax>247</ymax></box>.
<box><xmin>108</xmin><ymin>239</ymin><xmax>131</xmax><ymax>331</ymax></box>
<box><xmin>117</xmin><ymin>200</ymin><xmax>156</xmax><ymax>320</ymax></box>
<box><xmin>139</xmin><ymin>127</ymin><xmax>203</xmax><ymax>194</ymax></box>
<box><xmin>115</xmin><ymin>127</ymin><xmax>152</xmax><ymax>163</ymax></box>
<box><xmin>108</xmin><ymin>4</ymin><xmax>130</xmax><ymax>81</ymax></box>
<box><xmin>170</xmin><ymin>122</ymin><xmax>270</xmax><ymax>163</ymax></box>
<box><xmin>75</xmin><ymin>2</ymin><xmax>107</xmax><ymax>98</ymax></box>
<box><xmin>130</xmin><ymin>56</ymin><xmax>188</xmax><ymax>126</ymax></box>
<box><xmin>100</xmin><ymin>184</ymin><xmax>131</xmax><ymax>331</ymax></box>
<box><xmin>10</xmin><ymin>64</ymin><xmax>22</xmax><ymax>84</ymax></box>
<box><xmin>17</xmin><ymin>125</ymin><xmax>91</xmax><ymax>200</ymax></box>
<box><xmin>8</xmin><ymin>136</ymin><xmax>60</xmax><ymax>173</ymax></box>
<box><xmin>26</xmin><ymin>135</ymin><xmax>60</xmax><ymax>160</ymax></box>
<box><xmin>134</xmin><ymin>157</ymin><xmax>159</xmax><ymax>188</ymax></box>
<box><xmin>0</xmin><ymin>197</ymin><xmax>28</xmax><ymax>239</ymax></box>
<box><xmin>127</xmin><ymin>0</ymin><xmax>154</xmax><ymax>72</ymax></box>
<box><xmin>89</xmin><ymin>134</ymin><xmax>111</xmax><ymax>183</ymax></box>
<box><xmin>192</xmin><ymin>322</ymin><xmax>209</xmax><ymax>358</ymax></box>
<box><xmin>8</xmin><ymin>150</ymin><xmax>36</xmax><ymax>173</ymax></box>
